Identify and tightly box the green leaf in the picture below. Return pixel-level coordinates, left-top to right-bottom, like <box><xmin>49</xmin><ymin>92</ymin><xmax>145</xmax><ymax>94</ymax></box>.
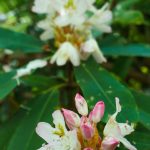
<box><xmin>115</xmin><ymin>10</ymin><xmax>144</xmax><ymax>25</ymax></box>
<box><xmin>0</xmin><ymin>91</ymin><xmax>59</xmax><ymax>150</ymax></box>
<box><xmin>0</xmin><ymin>110</ymin><xmax>26</xmax><ymax>149</ymax></box>
<box><xmin>0</xmin><ymin>28</ymin><xmax>43</xmax><ymax>53</ymax></box>
<box><xmin>128</xmin><ymin>130</ymin><xmax>150</xmax><ymax>150</ymax></box>
<box><xmin>74</xmin><ymin>58</ymin><xmax>138</xmax><ymax>122</ymax></box>
<box><xmin>102</xmin><ymin>44</ymin><xmax>150</xmax><ymax>57</ymax></box>
<box><xmin>0</xmin><ymin>71</ymin><xmax>17</xmax><ymax>100</ymax></box>
<box><xmin>131</xmin><ymin>90</ymin><xmax>150</xmax><ymax>130</ymax></box>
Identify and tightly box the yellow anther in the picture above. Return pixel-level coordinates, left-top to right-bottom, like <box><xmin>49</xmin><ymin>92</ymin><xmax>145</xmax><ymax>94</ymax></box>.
<box><xmin>65</xmin><ymin>0</ymin><xmax>76</xmax><ymax>9</ymax></box>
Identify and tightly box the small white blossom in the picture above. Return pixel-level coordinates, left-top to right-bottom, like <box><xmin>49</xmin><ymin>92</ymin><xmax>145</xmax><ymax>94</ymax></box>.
<box><xmin>87</xmin><ymin>3</ymin><xmax>112</xmax><ymax>33</ymax></box>
<box><xmin>32</xmin><ymin>0</ymin><xmax>112</xmax><ymax>66</ymax></box>
<box><xmin>32</xmin><ymin>0</ymin><xmax>53</xmax><ymax>14</ymax></box>
<box><xmin>36</xmin><ymin>110</ymin><xmax>81</xmax><ymax>150</ymax></box>
<box><xmin>50</xmin><ymin>42</ymin><xmax>80</xmax><ymax>66</ymax></box>
<box><xmin>103</xmin><ymin>97</ymin><xmax>137</xmax><ymax>150</ymax></box>
<box><xmin>81</xmin><ymin>38</ymin><xmax>107</xmax><ymax>63</ymax></box>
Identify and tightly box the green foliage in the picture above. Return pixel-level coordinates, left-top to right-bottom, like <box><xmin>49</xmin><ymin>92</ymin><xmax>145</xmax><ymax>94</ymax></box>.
<box><xmin>0</xmin><ymin>28</ymin><xmax>43</xmax><ymax>53</ymax></box>
<box><xmin>102</xmin><ymin>44</ymin><xmax>150</xmax><ymax>57</ymax></box>
<box><xmin>0</xmin><ymin>71</ymin><xmax>17</xmax><ymax>100</ymax></box>
<box><xmin>74</xmin><ymin>58</ymin><xmax>138</xmax><ymax>122</ymax></box>
<box><xmin>131</xmin><ymin>90</ymin><xmax>150</xmax><ymax>130</ymax></box>
<box><xmin>0</xmin><ymin>91</ymin><xmax>59</xmax><ymax>150</ymax></box>
<box><xmin>0</xmin><ymin>0</ymin><xmax>150</xmax><ymax>149</ymax></box>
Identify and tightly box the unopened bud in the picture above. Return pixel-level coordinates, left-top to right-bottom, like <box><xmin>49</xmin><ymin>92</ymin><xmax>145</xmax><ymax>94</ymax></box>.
<box><xmin>75</xmin><ymin>93</ymin><xmax>88</xmax><ymax>116</ymax></box>
<box><xmin>62</xmin><ymin>108</ymin><xmax>80</xmax><ymax>130</ymax></box>
<box><xmin>80</xmin><ymin>117</ymin><xmax>94</xmax><ymax>140</ymax></box>
<box><xmin>89</xmin><ymin>101</ymin><xmax>105</xmax><ymax>123</ymax></box>
<box><xmin>101</xmin><ymin>137</ymin><xmax>119</xmax><ymax>150</ymax></box>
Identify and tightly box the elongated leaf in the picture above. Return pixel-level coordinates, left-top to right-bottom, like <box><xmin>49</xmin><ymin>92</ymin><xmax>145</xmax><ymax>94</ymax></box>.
<box><xmin>0</xmin><ymin>71</ymin><xmax>17</xmax><ymax>100</ymax></box>
<box><xmin>0</xmin><ymin>109</ymin><xmax>26</xmax><ymax>149</ymax></box>
<box><xmin>102</xmin><ymin>44</ymin><xmax>150</xmax><ymax>57</ymax></box>
<box><xmin>74</xmin><ymin>59</ymin><xmax>138</xmax><ymax>122</ymax></box>
<box><xmin>128</xmin><ymin>130</ymin><xmax>150</xmax><ymax>150</ymax></box>
<box><xmin>0</xmin><ymin>28</ymin><xmax>43</xmax><ymax>53</ymax></box>
<box><xmin>0</xmin><ymin>91</ymin><xmax>59</xmax><ymax>150</ymax></box>
<box><xmin>131</xmin><ymin>90</ymin><xmax>150</xmax><ymax>130</ymax></box>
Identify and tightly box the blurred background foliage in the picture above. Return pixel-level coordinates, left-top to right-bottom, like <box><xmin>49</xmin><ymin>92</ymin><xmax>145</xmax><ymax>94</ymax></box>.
<box><xmin>0</xmin><ymin>0</ymin><xmax>150</xmax><ymax>150</ymax></box>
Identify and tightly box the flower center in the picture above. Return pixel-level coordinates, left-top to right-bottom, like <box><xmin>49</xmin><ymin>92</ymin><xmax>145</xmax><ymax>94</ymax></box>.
<box><xmin>53</xmin><ymin>124</ymin><xmax>65</xmax><ymax>137</ymax></box>
<box><xmin>77</xmin><ymin>124</ymin><xmax>101</xmax><ymax>149</ymax></box>
<box><xmin>54</xmin><ymin>26</ymin><xmax>87</xmax><ymax>48</ymax></box>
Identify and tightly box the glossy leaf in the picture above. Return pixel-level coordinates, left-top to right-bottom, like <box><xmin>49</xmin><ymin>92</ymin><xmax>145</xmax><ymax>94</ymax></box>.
<box><xmin>102</xmin><ymin>44</ymin><xmax>150</xmax><ymax>57</ymax></box>
<box><xmin>0</xmin><ymin>91</ymin><xmax>59</xmax><ymax>150</ymax></box>
<box><xmin>74</xmin><ymin>58</ymin><xmax>138</xmax><ymax>122</ymax></box>
<box><xmin>131</xmin><ymin>90</ymin><xmax>150</xmax><ymax>130</ymax></box>
<box><xmin>0</xmin><ymin>71</ymin><xmax>17</xmax><ymax>100</ymax></box>
<box><xmin>128</xmin><ymin>130</ymin><xmax>150</xmax><ymax>150</ymax></box>
<box><xmin>0</xmin><ymin>27</ymin><xmax>43</xmax><ymax>53</ymax></box>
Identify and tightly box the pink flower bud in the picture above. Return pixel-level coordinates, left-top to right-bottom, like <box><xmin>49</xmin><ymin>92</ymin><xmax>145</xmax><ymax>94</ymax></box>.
<box><xmin>84</xmin><ymin>148</ymin><xmax>93</xmax><ymax>150</ymax></box>
<box><xmin>62</xmin><ymin>108</ymin><xmax>80</xmax><ymax>130</ymax></box>
<box><xmin>89</xmin><ymin>101</ymin><xmax>105</xmax><ymax>123</ymax></box>
<box><xmin>101</xmin><ymin>137</ymin><xmax>119</xmax><ymax>150</ymax></box>
<box><xmin>75</xmin><ymin>93</ymin><xmax>88</xmax><ymax>116</ymax></box>
<box><xmin>80</xmin><ymin>117</ymin><xmax>94</xmax><ymax>140</ymax></box>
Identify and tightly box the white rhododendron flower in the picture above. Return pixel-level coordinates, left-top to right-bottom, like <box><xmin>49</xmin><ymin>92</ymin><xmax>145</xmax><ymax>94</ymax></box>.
<box><xmin>50</xmin><ymin>42</ymin><xmax>80</xmax><ymax>66</ymax></box>
<box><xmin>32</xmin><ymin>0</ymin><xmax>113</xmax><ymax>66</ymax></box>
<box><xmin>36</xmin><ymin>110</ymin><xmax>81</xmax><ymax>150</ymax></box>
<box><xmin>14</xmin><ymin>59</ymin><xmax>47</xmax><ymax>84</ymax></box>
<box><xmin>81</xmin><ymin>38</ymin><xmax>107</xmax><ymax>63</ymax></box>
<box><xmin>36</xmin><ymin>94</ymin><xmax>136</xmax><ymax>150</ymax></box>
<box><xmin>102</xmin><ymin>97</ymin><xmax>137</xmax><ymax>150</ymax></box>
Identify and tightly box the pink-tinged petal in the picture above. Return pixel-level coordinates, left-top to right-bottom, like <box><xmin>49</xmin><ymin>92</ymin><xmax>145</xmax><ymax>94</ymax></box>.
<box><xmin>62</xmin><ymin>108</ymin><xmax>80</xmax><ymax>129</ymax></box>
<box><xmin>103</xmin><ymin>98</ymin><xmax>137</xmax><ymax>150</ymax></box>
<box><xmin>84</xmin><ymin>148</ymin><xmax>93</xmax><ymax>150</ymax></box>
<box><xmin>90</xmin><ymin>101</ymin><xmax>105</xmax><ymax>123</ymax></box>
<box><xmin>101</xmin><ymin>137</ymin><xmax>119</xmax><ymax>150</ymax></box>
<box><xmin>75</xmin><ymin>93</ymin><xmax>88</xmax><ymax>116</ymax></box>
<box><xmin>80</xmin><ymin>124</ymin><xmax>94</xmax><ymax>140</ymax></box>
<box><xmin>80</xmin><ymin>117</ymin><xmax>94</xmax><ymax>140</ymax></box>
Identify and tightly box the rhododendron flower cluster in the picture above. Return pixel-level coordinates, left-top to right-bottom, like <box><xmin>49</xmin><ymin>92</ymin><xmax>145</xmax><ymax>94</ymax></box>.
<box><xmin>36</xmin><ymin>93</ymin><xmax>137</xmax><ymax>150</ymax></box>
<box><xmin>32</xmin><ymin>0</ymin><xmax>112</xmax><ymax>66</ymax></box>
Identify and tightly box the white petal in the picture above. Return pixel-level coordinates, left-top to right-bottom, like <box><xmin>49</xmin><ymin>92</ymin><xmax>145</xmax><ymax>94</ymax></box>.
<box><xmin>81</xmin><ymin>39</ymin><xmax>96</xmax><ymax>53</ymax></box>
<box><xmin>61</xmin><ymin>130</ymin><xmax>81</xmax><ymax>150</ymax></box>
<box><xmin>40</xmin><ymin>30</ymin><xmax>54</xmax><ymax>41</ymax></box>
<box><xmin>88</xmin><ymin>3</ymin><xmax>112</xmax><ymax>33</ymax></box>
<box><xmin>118</xmin><ymin>123</ymin><xmax>134</xmax><ymax>136</ymax></box>
<box><xmin>68</xmin><ymin>47</ymin><xmax>80</xmax><ymax>66</ymax></box>
<box><xmin>119</xmin><ymin>137</ymin><xmax>137</xmax><ymax>150</ymax></box>
<box><xmin>56</xmin><ymin>48</ymin><xmax>69</xmax><ymax>66</ymax></box>
<box><xmin>32</xmin><ymin>0</ymin><xmax>51</xmax><ymax>14</ymax></box>
<box><xmin>54</xmin><ymin>14</ymin><xmax>70</xmax><ymax>27</ymax></box>
<box><xmin>16</xmin><ymin>68</ymin><xmax>31</xmax><ymax>78</ymax></box>
<box><xmin>92</xmin><ymin>46</ymin><xmax>107</xmax><ymax>63</ymax></box>
<box><xmin>112</xmin><ymin>97</ymin><xmax>121</xmax><ymax>119</ymax></box>
<box><xmin>36</xmin><ymin>122</ymin><xmax>56</xmax><ymax>143</ymax></box>
<box><xmin>27</xmin><ymin>59</ymin><xmax>47</xmax><ymax>70</ymax></box>
<box><xmin>52</xmin><ymin>110</ymin><xmax>67</xmax><ymax>132</ymax></box>
<box><xmin>50</xmin><ymin>50</ymin><xmax>60</xmax><ymax>64</ymax></box>
<box><xmin>50</xmin><ymin>42</ymin><xmax>80</xmax><ymax>66</ymax></box>
<box><xmin>103</xmin><ymin>117</ymin><xmax>121</xmax><ymax>138</ymax></box>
